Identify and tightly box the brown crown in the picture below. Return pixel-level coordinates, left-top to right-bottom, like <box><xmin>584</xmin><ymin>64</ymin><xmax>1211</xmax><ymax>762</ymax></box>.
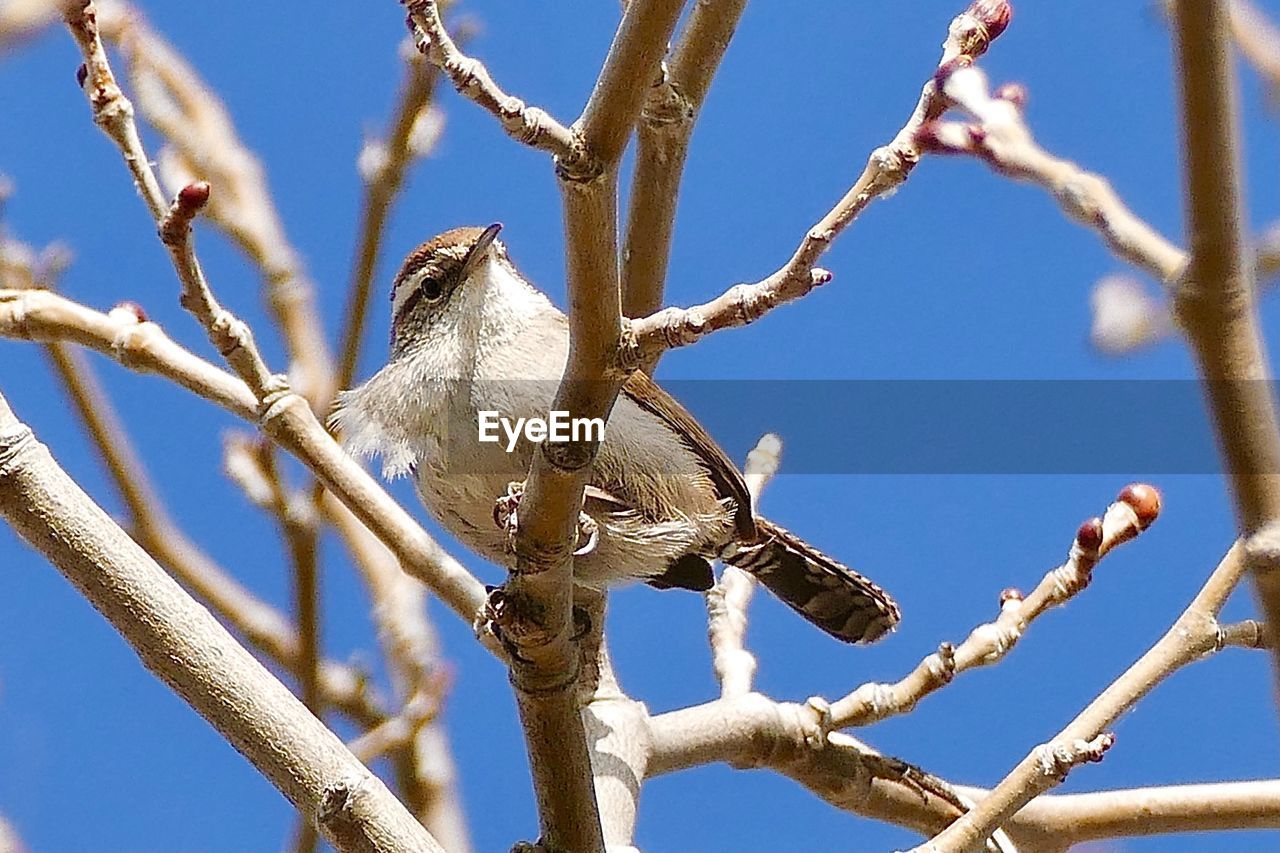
<box><xmin>394</xmin><ymin>226</ymin><xmax>492</xmax><ymax>285</ymax></box>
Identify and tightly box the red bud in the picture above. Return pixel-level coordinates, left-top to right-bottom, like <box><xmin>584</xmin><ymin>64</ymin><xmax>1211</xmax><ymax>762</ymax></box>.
<box><xmin>1076</xmin><ymin>517</ymin><xmax>1104</xmax><ymax>552</ymax></box>
<box><xmin>1118</xmin><ymin>483</ymin><xmax>1161</xmax><ymax>529</ymax></box>
<box><xmin>969</xmin><ymin>0</ymin><xmax>1012</xmax><ymax>41</ymax></box>
<box><xmin>178</xmin><ymin>181</ymin><xmax>211</xmax><ymax>209</ymax></box>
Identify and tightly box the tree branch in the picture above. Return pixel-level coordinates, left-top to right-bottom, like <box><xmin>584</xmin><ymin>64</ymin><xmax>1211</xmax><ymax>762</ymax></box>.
<box><xmin>706</xmin><ymin>433</ymin><xmax>780</xmax><ymax>697</ymax></box>
<box><xmin>918</xmin><ymin>64</ymin><xmax>1186</xmax><ymax>286</ymax></box>
<box><xmin>1170</xmin><ymin>0</ymin><xmax>1280</xmax><ymax>671</ymax></box>
<box><xmin>621</xmin><ymin>0</ymin><xmax>749</xmax><ymax>326</ymax></box>
<box><xmin>0</xmin><ymin>287</ymin><xmax>488</xmax><ymax>633</ymax></box>
<box><xmin>94</xmin><ymin>0</ymin><xmax>335</xmax><ymax>406</ymax></box>
<box><xmin>910</xmin><ymin>536</ymin><xmax>1255</xmax><ymax>852</ymax></box>
<box><xmin>338</xmin><ymin>37</ymin><xmax>445</xmax><ymax>397</ymax></box>
<box><xmin>402</xmin><ymin>0</ymin><xmax>590</xmax><ymax>175</ymax></box>
<box><xmin>830</xmin><ymin>485</ymin><xmax>1160</xmax><ymax>728</ymax></box>
<box><xmin>0</xmin><ymin>391</ymin><xmax>447</xmax><ymax>853</ymax></box>
<box><xmin>621</xmin><ymin>0</ymin><xmax>1012</xmax><ymax>365</ymax></box>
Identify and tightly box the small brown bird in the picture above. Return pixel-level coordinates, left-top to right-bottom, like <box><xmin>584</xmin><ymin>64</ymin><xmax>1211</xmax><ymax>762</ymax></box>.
<box><xmin>334</xmin><ymin>224</ymin><xmax>900</xmax><ymax>643</ymax></box>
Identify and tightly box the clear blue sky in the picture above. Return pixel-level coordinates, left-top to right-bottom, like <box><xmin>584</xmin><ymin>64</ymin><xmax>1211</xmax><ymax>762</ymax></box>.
<box><xmin>2</xmin><ymin>2</ymin><xmax>1279</xmax><ymax>851</ymax></box>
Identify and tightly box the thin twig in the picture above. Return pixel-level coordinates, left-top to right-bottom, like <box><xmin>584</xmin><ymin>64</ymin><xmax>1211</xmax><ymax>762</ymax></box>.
<box><xmin>0</xmin><ymin>287</ymin><xmax>488</xmax><ymax>630</ymax></box>
<box><xmin>829</xmin><ymin>485</ymin><xmax>1160</xmax><ymax>728</ymax></box>
<box><xmin>917</xmin><ymin>64</ymin><xmax>1185</xmax><ymax>284</ymax></box>
<box><xmin>402</xmin><ymin>0</ymin><xmax>590</xmax><ymax>176</ymax></box>
<box><xmin>96</xmin><ymin>0</ymin><xmax>335</xmax><ymax>405</ymax></box>
<box><xmin>621</xmin><ymin>0</ymin><xmax>1012</xmax><ymax>366</ymax></box>
<box><xmin>706</xmin><ymin>433</ymin><xmax>781</xmax><ymax>697</ymax></box>
<box><xmin>910</xmin><ymin>536</ymin><xmax>1255</xmax><ymax>853</ymax></box>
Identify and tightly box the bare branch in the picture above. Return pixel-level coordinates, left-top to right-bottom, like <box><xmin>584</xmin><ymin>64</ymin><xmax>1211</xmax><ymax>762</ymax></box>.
<box><xmin>1228</xmin><ymin>0</ymin><xmax>1280</xmax><ymax>90</ymax></box>
<box><xmin>322</xmin><ymin>493</ymin><xmax>473</xmax><ymax>853</ymax></box>
<box><xmin>1003</xmin><ymin>779</ymin><xmax>1280</xmax><ymax>843</ymax></box>
<box><xmin>338</xmin><ymin>38</ymin><xmax>446</xmax><ymax>396</ymax></box>
<box><xmin>1170</xmin><ymin>0</ymin><xmax>1280</xmax><ymax>667</ymax></box>
<box><xmin>0</xmin><ymin>0</ymin><xmax>76</xmax><ymax>49</ymax></box>
<box><xmin>707</xmin><ymin>433</ymin><xmax>781</xmax><ymax>697</ymax></box>
<box><xmin>0</xmin><ymin>391</ymin><xmax>447</xmax><ymax>853</ymax></box>
<box><xmin>479</xmin><ymin>1</ymin><xmax>690</xmax><ymax>849</ymax></box>
<box><xmin>95</xmin><ymin>0</ymin><xmax>335</xmax><ymax>405</ymax></box>
<box><xmin>0</xmin><ymin>287</ymin><xmax>489</xmax><ymax>631</ymax></box>
<box><xmin>911</xmin><ymin>536</ymin><xmax>1254</xmax><ymax>853</ymax></box>
<box><xmin>830</xmin><ymin>485</ymin><xmax>1161</xmax><ymax>728</ymax></box>
<box><xmin>622</xmin><ymin>0</ymin><xmax>1012</xmax><ymax>365</ymax></box>
<box><xmin>63</xmin><ymin>1</ymin><xmax>166</xmax><ymax>220</ymax></box>
<box><xmin>918</xmin><ymin>64</ymin><xmax>1186</xmax><ymax>284</ymax></box>
<box><xmin>402</xmin><ymin>0</ymin><xmax>589</xmax><ymax>174</ymax></box>
<box><xmin>46</xmin><ymin>340</ymin><xmax>380</xmax><ymax>724</ymax></box>
<box><xmin>578</xmin><ymin>0</ymin><xmax>687</xmax><ymax>167</ymax></box>
<box><xmin>621</xmin><ymin>0</ymin><xmax>749</xmax><ymax>324</ymax></box>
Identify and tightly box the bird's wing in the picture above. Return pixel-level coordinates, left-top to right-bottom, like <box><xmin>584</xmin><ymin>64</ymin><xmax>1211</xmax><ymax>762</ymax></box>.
<box><xmin>621</xmin><ymin>370</ymin><xmax>757</xmax><ymax>541</ymax></box>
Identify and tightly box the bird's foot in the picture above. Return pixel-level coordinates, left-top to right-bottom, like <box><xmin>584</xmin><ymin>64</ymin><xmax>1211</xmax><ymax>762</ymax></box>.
<box><xmin>573</xmin><ymin>512</ymin><xmax>599</xmax><ymax>556</ymax></box>
<box><xmin>493</xmin><ymin>480</ymin><xmax>526</xmax><ymax>552</ymax></box>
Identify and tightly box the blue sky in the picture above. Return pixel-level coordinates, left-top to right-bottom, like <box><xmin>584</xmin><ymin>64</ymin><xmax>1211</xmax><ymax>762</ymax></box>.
<box><xmin>2</xmin><ymin>2</ymin><xmax>1279</xmax><ymax>851</ymax></box>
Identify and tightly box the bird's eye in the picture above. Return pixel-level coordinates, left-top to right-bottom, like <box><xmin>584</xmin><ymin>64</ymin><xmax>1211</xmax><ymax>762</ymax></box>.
<box><xmin>420</xmin><ymin>277</ymin><xmax>445</xmax><ymax>303</ymax></box>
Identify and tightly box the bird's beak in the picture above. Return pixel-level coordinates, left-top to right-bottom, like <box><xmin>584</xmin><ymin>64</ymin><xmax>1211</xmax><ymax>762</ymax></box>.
<box><xmin>461</xmin><ymin>222</ymin><xmax>502</xmax><ymax>279</ymax></box>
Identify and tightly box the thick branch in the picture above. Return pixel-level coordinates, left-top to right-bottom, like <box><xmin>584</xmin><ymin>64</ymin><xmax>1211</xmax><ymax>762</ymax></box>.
<box><xmin>0</xmin><ymin>392</ymin><xmax>446</xmax><ymax>853</ymax></box>
<box><xmin>1002</xmin><ymin>779</ymin><xmax>1280</xmax><ymax>844</ymax></box>
<box><xmin>621</xmin><ymin>0</ymin><xmax>749</xmax><ymax>324</ymax></box>
<box><xmin>1171</xmin><ymin>0</ymin><xmax>1280</xmax><ymax>661</ymax></box>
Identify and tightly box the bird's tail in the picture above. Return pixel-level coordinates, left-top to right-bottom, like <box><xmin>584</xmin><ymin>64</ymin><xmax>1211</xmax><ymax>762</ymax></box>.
<box><xmin>721</xmin><ymin>517</ymin><xmax>900</xmax><ymax>644</ymax></box>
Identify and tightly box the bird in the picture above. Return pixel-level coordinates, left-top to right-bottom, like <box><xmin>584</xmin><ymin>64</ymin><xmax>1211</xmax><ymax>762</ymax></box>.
<box><xmin>333</xmin><ymin>223</ymin><xmax>899</xmax><ymax>643</ymax></box>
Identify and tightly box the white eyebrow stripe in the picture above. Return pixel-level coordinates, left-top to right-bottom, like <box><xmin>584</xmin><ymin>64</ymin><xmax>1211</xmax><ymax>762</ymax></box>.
<box><xmin>392</xmin><ymin>268</ymin><xmax>428</xmax><ymax>322</ymax></box>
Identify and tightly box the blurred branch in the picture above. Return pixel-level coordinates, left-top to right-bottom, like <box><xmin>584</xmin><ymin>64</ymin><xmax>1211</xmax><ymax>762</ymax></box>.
<box><xmin>0</xmin><ymin>815</ymin><xmax>24</xmax><ymax>853</ymax></box>
<box><xmin>322</xmin><ymin>493</ymin><xmax>473</xmax><ymax>853</ymax></box>
<box><xmin>95</xmin><ymin>0</ymin><xmax>334</xmax><ymax>406</ymax></box>
<box><xmin>622</xmin><ymin>0</ymin><xmax>1011</xmax><ymax>366</ymax></box>
<box><xmin>1170</xmin><ymin>0</ymin><xmax>1280</xmax><ymax>676</ymax></box>
<box><xmin>912</xmin><ymin>537</ymin><xmax>1254</xmax><ymax>852</ymax></box>
<box><xmin>0</xmin><ymin>234</ymin><xmax>382</xmax><ymax>723</ymax></box>
<box><xmin>830</xmin><ymin>485</ymin><xmax>1160</xmax><ymax>728</ymax></box>
<box><xmin>0</xmin><ymin>0</ymin><xmax>76</xmax><ymax>50</ymax></box>
<box><xmin>338</xmin><ymin>37</ymin><xmax>446</xmax><ymax>397</ymax></box>
<box><xmin>1227</xmin><ymin>0</ymin><xmax>1280</xmax><ymax>91</ymax></box>
<box><xmin>706</xmin><ymin>433</ymin><xmax>780</xmax><ymax>698</ymax></box>
<box><xmin>0</xmin><ymin>390</ymin><xmax>446</xmax><ymax>853</ymax></box>
<box><xmin>49</xmin><ymin>342</ymin><xmax>378</xmax><ymax>721</ymax></box>
<box><xmin>621</xmin><ymin>0</ymin><xmax>749</xmax><ymax>329</ymax></box>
